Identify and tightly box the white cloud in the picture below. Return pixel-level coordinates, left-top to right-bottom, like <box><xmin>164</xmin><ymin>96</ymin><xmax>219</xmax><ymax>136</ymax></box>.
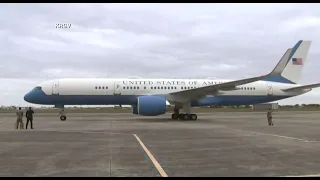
<box><xmin>285</xmin><ymin>16</ymin><xmax>320</xmax><ymax>29</ymax></box>
<box><xmin>1</xmin><ymin>3</ymin><xmax>320</xmax><ymax>106</ymax></box>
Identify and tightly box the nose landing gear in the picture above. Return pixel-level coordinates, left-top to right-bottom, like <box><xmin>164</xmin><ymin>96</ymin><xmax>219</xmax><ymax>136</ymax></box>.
<box><xmin>56</xmin><ymin>105</ymin><xmax>67</xmax><ymax>121</ymax></box>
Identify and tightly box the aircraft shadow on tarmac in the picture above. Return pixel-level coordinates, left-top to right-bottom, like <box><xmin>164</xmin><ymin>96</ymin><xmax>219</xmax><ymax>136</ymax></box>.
<box><xmin>74</xmin><ymin>117</ymin><xmax>212</xmax><ymax>123</ymax></box>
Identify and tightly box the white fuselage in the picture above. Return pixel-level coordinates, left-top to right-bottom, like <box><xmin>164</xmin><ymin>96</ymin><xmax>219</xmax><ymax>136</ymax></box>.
<box><xmin>24</xmin><ymin>78</ymin><xmax>307</xmax><ymax>107</ymax></box>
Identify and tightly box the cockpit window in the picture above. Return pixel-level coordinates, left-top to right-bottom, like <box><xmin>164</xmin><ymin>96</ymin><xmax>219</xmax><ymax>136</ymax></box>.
<box><xmin>34</xmin><ymin>86</ymin><xmax>42</xmax><ymax>90</ymax></box>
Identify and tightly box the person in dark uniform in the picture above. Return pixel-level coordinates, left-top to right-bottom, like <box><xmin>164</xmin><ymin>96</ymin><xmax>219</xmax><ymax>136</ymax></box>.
<box><xmin>26</xmin><ymin>107</ymin><xmax>34</xmax><ymax>129</ymax></box>
<box><xmin>267</xmin><ymin>108</ymin><xmax>273</xmax><ymax>126</ymax></box>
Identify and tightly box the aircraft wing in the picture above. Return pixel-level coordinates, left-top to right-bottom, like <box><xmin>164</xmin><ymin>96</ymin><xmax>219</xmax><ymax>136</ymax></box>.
<box><xmin>169</xmin><ymin>48</ymin><xmax>292</xmax><ymax>100</ymax></box>
<box><xmin>282</xmin><ymin>83</ymin><xmax>320</xmax><ymax>92</ymax></box>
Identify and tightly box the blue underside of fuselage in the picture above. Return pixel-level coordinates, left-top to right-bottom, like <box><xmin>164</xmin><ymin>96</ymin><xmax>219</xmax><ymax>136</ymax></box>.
<box><xmin>24</xmin><ymin>89</ymin><xmax>292</xmax><ymax>106</ymax></box>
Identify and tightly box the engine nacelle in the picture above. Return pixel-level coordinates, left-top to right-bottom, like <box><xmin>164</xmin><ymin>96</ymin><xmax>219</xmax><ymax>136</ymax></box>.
<box><xmin>132</xmin><ymin>96</ymin><xmax>167</xmax><ymax>116</ymax></box>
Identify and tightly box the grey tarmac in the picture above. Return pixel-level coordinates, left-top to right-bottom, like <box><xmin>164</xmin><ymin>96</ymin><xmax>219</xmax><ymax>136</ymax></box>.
<box><xmin>0</xmin><ymin>111</ymin><xmax>320</xmax><ymax>177</ymax></box>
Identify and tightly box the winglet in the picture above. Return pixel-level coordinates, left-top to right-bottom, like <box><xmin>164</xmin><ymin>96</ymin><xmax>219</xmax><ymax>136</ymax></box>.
<box><xmin>268</xmin><ymin>48</ymin><xmax>292</xmax><ymax>76</ymax></box>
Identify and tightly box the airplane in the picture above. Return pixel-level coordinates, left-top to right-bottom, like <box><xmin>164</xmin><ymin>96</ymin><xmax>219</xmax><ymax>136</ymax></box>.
<box><xmin>24</xmin><ymin>40</ymin><xmax>320</xmax><ymax>121</ymax></box>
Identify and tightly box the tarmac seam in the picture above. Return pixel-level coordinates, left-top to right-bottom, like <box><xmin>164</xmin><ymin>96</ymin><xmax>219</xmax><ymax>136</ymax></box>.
<box><xmin>133</xmin><ymin>134</ymin><xmax>168</xmax><ymax>177</ymax></box>
<box><xmin>41</xmin><ymin>130</ymin><xmax>133</xmax><ymax>136</ymax></box>
<box><xmin>228</xmin><ymin>128</ymin><xmax>318</xmax><ymax>143</ymax></box>
<box><xmin>281</xmin><ymin>173</ymin><xmax>320</xmax><ymax>177</ymax></box>
<box><xmin>109</xmin><ymin>120</ymin><xmax>113</xmax><ymax>176</ymax></box>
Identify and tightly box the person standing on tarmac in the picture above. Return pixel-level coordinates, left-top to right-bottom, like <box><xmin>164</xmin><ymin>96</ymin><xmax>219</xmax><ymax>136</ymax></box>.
<box><xmin>267</xmin><ymin>108</ymin><xmax>273</xmax><ymax>126</ymax></box>
<box><xmin>16</xmin><ymin>107</ymin><xmax>24</xmax><ymax>129</ymax></box>
<box><xmin>26</xmin><ymin>107</ymin><xmax>34</xmax><ymax>129</ymax></box>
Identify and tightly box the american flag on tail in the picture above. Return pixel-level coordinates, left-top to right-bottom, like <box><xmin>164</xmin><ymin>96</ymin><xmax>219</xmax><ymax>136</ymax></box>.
<box><xmin>292</xmin><ymin>58</ymin><xmax>303</xmax><ymax>65</ymax></box>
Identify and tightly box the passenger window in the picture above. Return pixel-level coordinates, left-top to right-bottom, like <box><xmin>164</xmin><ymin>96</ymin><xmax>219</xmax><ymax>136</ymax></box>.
<box><xmin>144</xmin><ymin>87</ymin><xmax>146</xmax><ymax>89</ymax></box>
<box><xmin>95</xmin><ymin>86</ymin><xmax>97</xmax><ymax>89</ymax></box>
<box><xmin>164</xmin><ymin>87</ymin><xmax>166</xmax><ymax>89</ymax></box>
<box><xmin>151</xmin><ymin>87</ymin><xmax>153</xmax><ymax>89</ymax></box>
<box><xmin>123</xmin><ymin>87</ymin><xmax>125</xmax><ymax>89</ymax></box>
<box><xmin>106</xmin><ymin>86</ymin><xmax>108</xmax><ymax>89</ymax></box>
<box><xmin>158</xmin><ymin>87</ymin><xmax>160</xmax><ymax>89</ymax></box>
<box><xmin>102</xmin><ymin>86</ymin><xmax>105</xmax><ymax>89</ymax></box>
<box><xmin>137</xmin><ymin>87</ymin><xmax>139</xmax><ymax>89</ymax></box>
<box><xmin>134</xmin><ymin>87</ymin><xmax>136</xmax><ymax>89</ymax></box>
<box><xmin>175</xmin><ymin>87</ymin><xmax>177</xmax><ymax>89</ymax></box>
<box><xmin>130</xmin><ymin>87</ymin><xmax>132</xmax><ymax>89</ymax></box>
<box><xmin>99</xmin><ymin>86</ymin><xmax>101</xmax><ymax>89</ymax></box>
<box><xmin>181</xmin><ymin>87</ymin><xmax>183</xmax><ymax>89</ymax></box>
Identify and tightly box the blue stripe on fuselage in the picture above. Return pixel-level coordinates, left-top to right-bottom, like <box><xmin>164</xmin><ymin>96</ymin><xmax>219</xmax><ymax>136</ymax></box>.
<box><xmin>191</xmin><ymin>95</ymin><xmax>290</xmax><ymax>106</ymax></box>
<box><xmin>262</xmin><ymin>76</ymin><xmax>295</xmax><ymax>84</ymax></box>
<box><xmin>24</xmin><ymin>89</ymin><xmax>292</xmax><ymax>106</ymax></box>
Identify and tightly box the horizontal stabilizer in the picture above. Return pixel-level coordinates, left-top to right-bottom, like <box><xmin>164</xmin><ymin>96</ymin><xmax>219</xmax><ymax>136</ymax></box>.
<box><xmin>282</xmin><ymin>83</ymin><xmax>320</xmax><ymax>92</ymax></box>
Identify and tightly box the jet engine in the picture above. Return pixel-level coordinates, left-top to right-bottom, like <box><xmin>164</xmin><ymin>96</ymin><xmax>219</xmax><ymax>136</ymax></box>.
<box><xmin>132</xmin><ymin>96</ymin><xmax>167</xmax><ymax>116</ymax></box>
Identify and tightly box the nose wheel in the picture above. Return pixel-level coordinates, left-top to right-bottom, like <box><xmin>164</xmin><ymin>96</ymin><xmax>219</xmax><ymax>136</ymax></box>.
<box><xmin>60</xmin><ymin>115</ymin><xmax>67</xmax><ymax>121</ymax></box>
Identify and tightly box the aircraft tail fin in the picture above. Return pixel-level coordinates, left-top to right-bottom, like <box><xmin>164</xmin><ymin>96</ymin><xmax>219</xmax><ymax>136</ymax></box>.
<box><xmin>263</xmin><ymin>40</ymin><xmax>312</xmax><ymax>84</ymax></box>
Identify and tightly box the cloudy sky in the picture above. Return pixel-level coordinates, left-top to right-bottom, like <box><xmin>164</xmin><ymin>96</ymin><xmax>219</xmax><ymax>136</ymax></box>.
<box><xmin>1</xmin><ymin>3</ymin><xmax>320</xmax><ymax>107</ymax></box>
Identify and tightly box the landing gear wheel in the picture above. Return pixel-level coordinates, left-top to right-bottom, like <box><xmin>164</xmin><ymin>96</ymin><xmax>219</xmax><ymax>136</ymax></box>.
<box><xmin>178</xmin><ymin>113</ymin><xmax>184</xmax><ymax>120</ymax></box>
<box><xmin>183</xmin><ymin>114</ymin><xmax>190</xmax><ymax>120</ymax></box>
<box><xmin>171</xmin><ymin>113</ymin><xmax>179</xmax><ymax>119</ymax></box>
<box><xmin>190</xmin><ymin>114</ymin><xmax>197</xmax><ymax>121</ymax></box>
<box><xmin>60</xmin><ymin>115</ymin><xmax>67</xmax><ymax>121</ymax></box>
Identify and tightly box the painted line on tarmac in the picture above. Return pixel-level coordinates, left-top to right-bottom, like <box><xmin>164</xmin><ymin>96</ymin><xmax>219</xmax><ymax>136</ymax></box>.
<box><xmin>229</xmin><ymin>128</ymin><xmax>318</xmax><ymax>143</ymax></box>
<box><xmin>133</xmin><ymin>134</ymin><xmax>168</xmax><ymax>177</ymax></box>
<box><xmin>53</xmin><ymin>130</ymin><xmax>134</xmax><ymax>135</ymax></box>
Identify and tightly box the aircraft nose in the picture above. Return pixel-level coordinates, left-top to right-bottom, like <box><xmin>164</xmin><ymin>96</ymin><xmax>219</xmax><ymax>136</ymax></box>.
<box><xmin>24</xmin><ymin>91</ymin><xmax>32</xmax><ymax>103</ymax></box>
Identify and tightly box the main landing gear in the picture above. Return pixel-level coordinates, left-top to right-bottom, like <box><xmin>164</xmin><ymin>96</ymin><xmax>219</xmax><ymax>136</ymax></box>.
<box><xmin>171</xmin><ymin>103</ymin><xmax>197</xmax><ymax>121</ymax></box>
<box><xmin>171</xmin><ymin>113</ymin><xmax>197</xmax><ymax>120</ymax></box>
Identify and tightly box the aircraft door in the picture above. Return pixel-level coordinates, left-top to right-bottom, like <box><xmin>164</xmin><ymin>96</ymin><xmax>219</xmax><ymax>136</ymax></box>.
<box><xmin>52</xmin><ymin>81</ymin><xmax>59</xmax><ymax>95</ymax></box>
<box><xmin>113</xmin><ymin>81</ymin><xmax>122</xmax><ymax>95</ymax></box>
<box><xmin>267</xmin><ymin>83</ymin><xmax>273</xmax><ymax>96</ymax></box>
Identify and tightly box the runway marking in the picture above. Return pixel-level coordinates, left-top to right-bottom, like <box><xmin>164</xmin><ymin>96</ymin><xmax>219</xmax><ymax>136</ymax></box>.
<box><xmin>229</xmin><ymin>128</ymin><xmax>318</xmax><ymax>143</ymax></box>
<box><xmin>281</xmin><ymin>174</ymin><xmax>320</xmax><ymax>177</ymax></box>
<box><xmin>133</xmin><ymin>134</ymin><xmax>168</xmax><ymax>177</ymax></box>
<box><xmin>53</xmin><ymin>130</ymin><xmax>133</xmax><ymax>135</ymax></box>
